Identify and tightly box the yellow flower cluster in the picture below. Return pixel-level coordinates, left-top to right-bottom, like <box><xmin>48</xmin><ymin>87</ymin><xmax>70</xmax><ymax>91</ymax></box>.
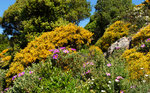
<box><xmin>89</xmin><ymin>45</ymin><xmax>103</xmax><ymax>55</ymax></box>
<box><xmin>122</xmin><ymin>48</ymin><xmax>150</xmax><ymax>80</ymax></box>
<box><xmin>6</xmin><ymin>23</ymin><xmax>93</xmax><ymax>83</ymax></box>
<box><xmin>95</xmin><ymin>21</ymin><xmax>131</xmax><ymax>52</ymax></box>
<box><xmin>132</xmin><ymin>24</ymin><xmax>150</xmax><ymax>46</ymax></box>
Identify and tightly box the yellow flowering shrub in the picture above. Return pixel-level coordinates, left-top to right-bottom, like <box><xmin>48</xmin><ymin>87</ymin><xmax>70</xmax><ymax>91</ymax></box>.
<box><xmin>132</xmin><ymin>24</ymin><xmax>150</xmax><ymax>46</ymax></box>
<box><xmin>6</xmin><ymin>23</ymin><xmax>93</xmax><ymax>84</ymax></box>
<box><xmin>89</xmin><ymin>45</ymin><xmax>103</xmax><ymax>55</ymax></box>
<box><xmin>95</xmin><ymin>21</ymin><xmax>131</xmax><ymax>52</ymax></box>
<box><xmin>0</xmin><ymin>49</ymin><xmax>12</xmax><ymax>69</ymax></box>
<box><xmin>122</xmin><ymin>48</ymin><xmax>150</xmax><ymax>80</ymax></box>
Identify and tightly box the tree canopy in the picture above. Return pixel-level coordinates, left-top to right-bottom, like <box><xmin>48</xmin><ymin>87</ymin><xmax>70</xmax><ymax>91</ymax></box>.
<box><xmin>85</xmin><ymin>0</ymin><xmax>133</xmax><ymax>43</ymax></box>
<box><xmin>0</xmin><ymin>0</ymin><xmax>91</xmax><ymax>48</ymax></box>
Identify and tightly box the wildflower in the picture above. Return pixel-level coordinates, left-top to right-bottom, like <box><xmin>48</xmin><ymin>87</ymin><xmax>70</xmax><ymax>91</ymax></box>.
<box><xmin>29</xmin><ymin>71</ymin><xmax>33</xmax><ymax>74</ymax></box>
<box><xmin>49</xmin><ymin>49</ymin><xmax>54</xmax><ymax>52</ymax></box>
<box><xmin>18</xmin><ymin>72</ymin><xmax>25</xmax><ymax>77</ymax></box>
<box><xmin>116</xmin><ymin>76</ymin><xmax>123</xmax><ymax>79</ymax></box>
<box><xmin>63</xmin><ymin>50</ymin><xmax>69</xmax><ymax>53</ymax></box>
<box><xmin>83</xmin><ymin>64</ymin><xmax>86</xmax><ymax>68</ymax></box>
<box><xmin>60</xmin><ymin>47</ymin><xmax>65</xmax><ymax>50</ymax></box>
<box><xmin>146</xmin><ymin>38</ymin><xmax>150</xmax><ymax>42</ymax></box>
<box><xmin>39</xmin><ymin>78</ymin><xmax>42</xmax><ymax>80</ymax></box>
<box><xmin>106</xmin><ymin>73</ymin><xmax>111</xmax><ymax>76</ymax></box>
<box><xmin>53</xmin><ymin>49</ymin><xmax>60</xmax><ymax>53</ymax></box>
<box><xmin>115</xmin><ymin>79</ymin><xmax>120</xmax><ymax>82</ymax></box>
<box><xmin>101</xmin><ymin>90</ymin><xmax>106</xmax><ymax>92</ymax></box>
<box><xmin>140</xmin><ymin>68</ymin><xmax>144</xmax><ymax>70</ymax></box>
<box><xmin>53</xmin><ymin>54</ymin><xmax>58</xmax><ymax>59</ymax></box>
<box><xmin>90</xmin><ymin>62</ymin><xmax>94</xmax><ymax>65</ymax></box>
<box><xmin>4</xmin><ymin>88</ymin><xmax>9</xmax><ymax>91</ymax></box>
<box><xmin>86</xmin><ymin>62</ymin><xmax>89</xmax><ymax>65</ymax></box>
<box><xmin>143</xmin><ymin>80</ymin><xmax>146</xmax><ymax>83</ymax></box>
<box><xmin>107</xmin><ymin>63</ymin><xmax>111</xmax><ymax>67</ymax></box>
<box><xmin>71</xmin><ymin>48</ymin><xmax>76</xmax><ymax>51</ymax></box>
<box><xmin>12</xmin><ymin>75</ymin><xmax>17</xmax><ymax>81</ymax></box>
<box><xmin>86</xmin><ymin>70</ymin><xmax>90</xmax><ymax>74</ymax></box>
<box><xmin>108</xmin><ymin>81</ymin><xmax>111</xmax><ymax>83</ymax></box>
<box><xmin>141</xmin><ymin>44</ymin><xmax>145</xmax><ymax>48</ymax></box>
<box><xmin>120</xmin><ymin>90</ymin><xmax>124</xmax><ymax>93</ymax></box>
<box><xmin>145</xmin><ymin>74</ymin><xmax>149</xmax><ymax>77</ymax></box>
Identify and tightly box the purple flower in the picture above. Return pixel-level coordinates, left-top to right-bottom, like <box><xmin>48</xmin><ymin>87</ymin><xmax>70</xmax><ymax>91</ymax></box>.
<box><xmin>116</xmin><ymin>76</ymin><xmax>123</xmax><ymax>79</ymax></box>
<box><xmin>141</xmin><ymin>44</ymin><xmax>145</xmax><ymax>48</ymax></box>
<box><xmin>39</xmin><ymin>78</ymin><xmax>42</xmax><ymax>80</ymax></box>
<box><xmin>18</xmin><ymin>72</ymin><xmax>25</xmax><ymax>77</ymax></box>
<box><xmin>86</xmin><ymin>62</ymin><xmax>89</xmax><ymax>65</ymax></box>
<box><xmin>12</xmin><ymin>75</ymin><xmax>17</xmax><ymax>80</ymax></box>
<box><xmin>4</xmin><ymin>88</ymin><xmax>9</xmax><ymax>91</ymax></box>
<box><xmin>53</xmin><ymin>49</ymin><xmax>60</xmax><ymax>53</ymax></box>
<box><xmin>71</xmin><ymin>48</ymin><xmax>76</xmax><ymax>51</ymax></box>
<box><xmin>107</xmin><ymin>63</ymin><xmax>111</xmax><ymax>67</ymax></box>
<box><xmin>130</xmin><ymin>85</ymin><xmax>136</xmax><ymax>88</ymax></box>
<box><xmin>120</xmin><ymin>90</ymin><xmax>124</xmax><ymax>93</ymax></box>
<box><xmin>60</xmin><ymin>47</ymin><xmax>65</xmax><ymax>50</ymax></box>
<box><xmin>106</xmin><ymin>73</ymin><xmax>111</xmax><ymax>76</ymax></box>
<box><xmin>63</xmin><ymin>50</ymin><xmax>69</xmax><ymax>53</ymax></box>
<box><xmin>49</xmin><ymin>49</ymin><xmax>54</xmax><ymax>52</ymax></box>
<box><xmin>146</xmin><ymin>38</ymin><xmax>150</xmax><ymax>42</ymax></box>
<box><xmin>86</xmin><ymin>70</ymin><xmax>90</xmax><ymax>74</ymax></box>
<box><xmin>1</xmin><ymin>91</ymin><xmax>4</xmax><ymax>93</ymax></box>
<box><xmin>53</xmin><ymin>54</ymin><xmax>58</xmax><ymax>59</ymax></box>
<box><xmin>29</xmin><ymin>71</ymin><xmax>33</xmax><ymax>74</ymax></box>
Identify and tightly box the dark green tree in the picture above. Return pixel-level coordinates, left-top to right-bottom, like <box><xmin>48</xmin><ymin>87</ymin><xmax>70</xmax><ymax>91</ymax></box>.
<box><xmin>0</xmin><ymin>0</ymin><xmax>91</xmax><ymax>48</ymax></box>
<box><xmin>0</xmin><ymin>34</ymin><xmax>9</xmax><ymax>52</ymax></box>
<box><xmin>85</xmin><ymin>0</ymin><xmax>133</xmax><ymax>43</ymax></box>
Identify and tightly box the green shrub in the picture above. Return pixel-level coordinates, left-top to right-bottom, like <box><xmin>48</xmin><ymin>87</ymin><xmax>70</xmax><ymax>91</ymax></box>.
<box><xmin>95</xmin><ymin>21</ymin><xmax>131</xmax><ymax>52</ymax></box>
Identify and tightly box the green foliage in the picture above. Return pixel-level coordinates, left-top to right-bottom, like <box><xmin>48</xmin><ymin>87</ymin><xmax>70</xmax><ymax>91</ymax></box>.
<box><xmin>85</xmin><ymin>0</ymin><xmax>133</xmax><ymax>43</ymax></box>
<box><xmin>0</xmin><ymin>34</ymin><xmax>9</xmax><ymax>52</ymax></box>
<box><xmin>1</xmin><ymin>0</ymin><xmax>91</xmax><ymax>48</ymax></box>
<box><xmin>95</xmin><ymin>21</ymin><xmax>130</xmax><ymax>52</ymax></box>
<box><xmin>0</xmin><ymin>69</ymin><xmax>7</xmax><ymax>92</ymax></box>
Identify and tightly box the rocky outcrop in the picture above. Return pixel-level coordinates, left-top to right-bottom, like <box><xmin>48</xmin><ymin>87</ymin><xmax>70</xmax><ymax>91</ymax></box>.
<box><xmin>105</xmin><ymin>37</ymin><xmax>132</xmax><ymax>57</ymax></box>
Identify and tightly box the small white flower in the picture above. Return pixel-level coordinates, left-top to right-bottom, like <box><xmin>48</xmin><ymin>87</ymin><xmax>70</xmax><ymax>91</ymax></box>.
<box><xmin>143</xmin><ymin>80</ymin><xmax>146</xmax><ymax>83</ymax></box>
<box><xmin>91</xmin><ymin>82</ymin><xmax>94</xmax><ymax>84</ymax></box>
<box><xmin>140</xmin><ymin>68</ymin><xmax>144</xmax><ymax>70</ymax></box>
<box><xmin>115</xmin><ymin>79</ymin><xmax>120</xmax><ymax>82</ymax></box>
<box><xmin>92</xmin><ymin>78</ymin><xmax>95</xmax><ymax>81</ymax></box>
<box><xmin>145</xmin><ymin>74</ymin><xmax>149</xmax><ymax>77</ymax></box>
<box><xmin>108</xmin><ymin>81</ymin><xmax>111</xmax><ymax>83</ymax></box>
<box><xmin>101</xmin><ymin>90</ymin><xmax>106</xmax><ymax>92</ymax></box>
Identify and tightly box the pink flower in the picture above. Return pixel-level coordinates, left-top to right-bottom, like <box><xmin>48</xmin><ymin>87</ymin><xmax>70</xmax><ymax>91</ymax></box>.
<box><xmin>116</xmin><ymin>76</ymin><xmax>123</xmax><ymax>80</ymax></box>
<box><xmin>49</xmin><ymin>49</ymin><xmax>54</xmax><ymax>52</ymax></box>
<box><xmin>115</xmin><ymin>47</ymin><xmax>120</xmax><ymax>50</ymax></box>
<box><xmin>107</xmin><ymin>63</ymin><xmax>111</xmax><ymax>67</ymax></box>
<box><xmin>53</xmin><ymin>49</ymin><xmax>60</xmax><ymax>53</ymax></box>
<box><xmin>60</xmin><ymin>47</ymin><xmax>65</xmax><ymax>50</ymax></box>
<box><xmin>120</xmin><ymin>90</ymin><xmax>124</xmax><ymax>93</ymax></box>
<box><xmin>18</xmin><ymin>72</ymin><xmax>25</xmax><ymax>77</ymax></box>
<box><xmin>90</xmin><ymin>62</ymin><xmax>94</xmax><ymax>65</ymax></box>
<box><xmin>146</xmin><ymin>38</ymin><xmax>150</xmax><ymax>42</ymax></box>
<box><xmin>4</xmin><ymin>88</ymin><xmax>9</xmax><ymax>91</ymax></box>
<box><xmin>63</xmin><ymin>50</ymin><xmax>69</xmax><ymax>53</ymax></box>
<box><xmin>71</xmin><ymin>48</ymin><xmax>76</xmax><ymax>51</ymax></box>
<box><xmin>86</xmin><ymin>70</ymin><xmax>90</xmax><ymax>74</ymax></box>
<box><xmin>39</xmin><ymin>78</ymin><xmax>42</xmax><ymax>80</ymax></box>
<box><xmin>29</xmin><ymin>71</ymin><xmax>33</xmax><ymax>74</ymax></box>
<box><xmin>141</xmin><ymin>44</ymin><xmax>145</xmax><ymax>48</ymax></box>
<box><xmin>83</xmin><ymin>64</ymin><xmax>86</xmax><ymax>68</ymax></box>
<box><xmin>12</xmin><ymin>75</ymin><xmax>17</xmax><ymax>81</ymax></box>
<box><xmin>53</xmin><ymin>54</ymin><xmax>58</xmax><ymax>59</ymax></box>
<box><xmin>130</xmin><ymin>85</ymin><xmax>136</xmax><ymax>88</ymax></box>
<box><xmin>106</xmin><ymin>73</ymin><xmax>111</xmax><ymax>76</ymax></box>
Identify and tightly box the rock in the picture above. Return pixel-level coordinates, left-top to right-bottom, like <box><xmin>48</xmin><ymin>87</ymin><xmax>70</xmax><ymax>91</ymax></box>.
<box><xmin>106</xmin><ymin>37</ymin><xmax>132</xmax><ymax>57</ymax></box>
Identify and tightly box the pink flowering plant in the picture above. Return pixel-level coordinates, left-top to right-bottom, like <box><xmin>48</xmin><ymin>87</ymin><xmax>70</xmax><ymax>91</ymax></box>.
<box><xmin>137</xmin><ymin>38</ymin><xmax>150</xmax><ymax>53</ymax></box>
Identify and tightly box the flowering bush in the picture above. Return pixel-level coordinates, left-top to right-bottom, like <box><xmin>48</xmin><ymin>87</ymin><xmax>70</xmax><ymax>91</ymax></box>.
<box><xmin>6</xmin><ymin>23</ymin><xmax>93</xmax><ymax>85</ymax></box>
<box><xmin>122</xmin><ymin>47</ymin><xmax>150</xmax><ymax>80</ymax></box>
<box><xmin>132</xmin><ymin>24</ymin><xmax>150</xmax><ymax>46</ymax></box>
<box><xmin>89</xmin><ymin>45</ymin><xmax>103</xmax><ymax>56</ymax></box>
<box><xmin>95</xmin><ymin>21</ymin><xmax>131</xmax><ymax>52</ymax></box>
